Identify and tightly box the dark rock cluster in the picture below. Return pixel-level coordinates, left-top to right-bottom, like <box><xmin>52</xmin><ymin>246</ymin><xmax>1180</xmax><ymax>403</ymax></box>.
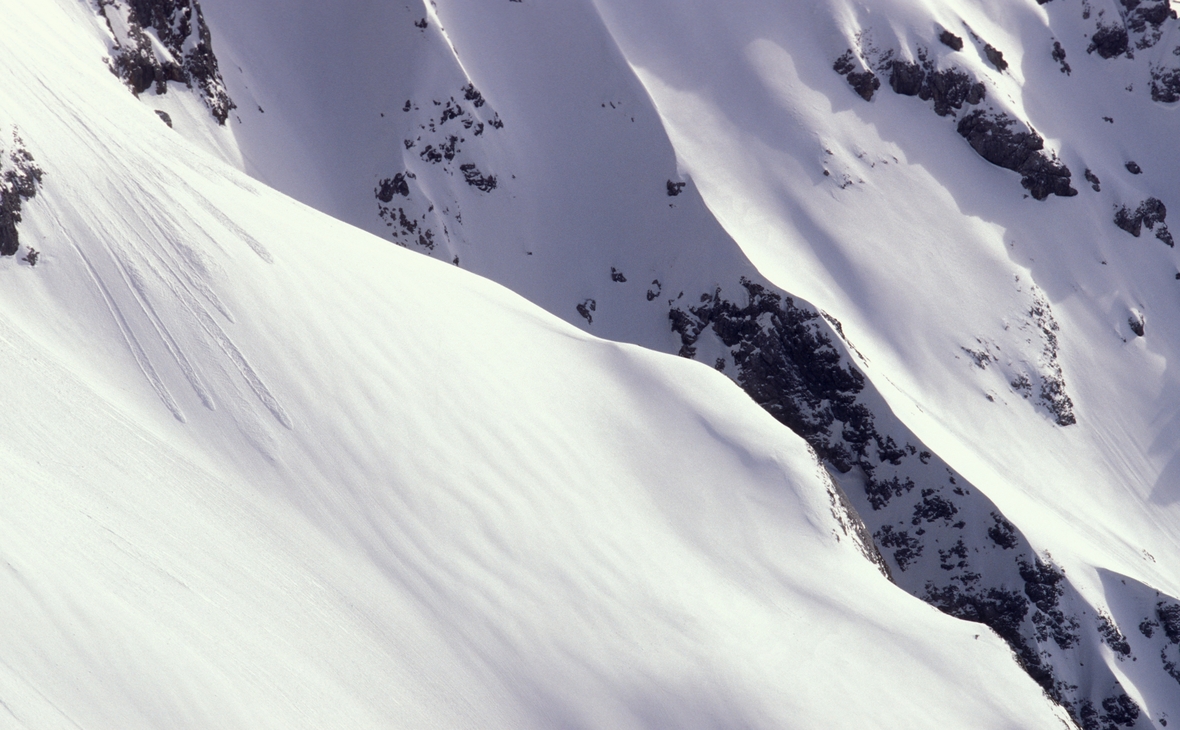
<box><xmin>377</xmin><ymin>83</ymin><xmax>505</xmax><ymax>252</ymax></box>
<box><xmin>0</xmin><ymin>136</ymin><xmax>44</xmax><ymax>258</ymax></box>
<box><xmin>663</xmin><ymin>274</ymin><xmax>1148</xmax><ymax>725</ymax></box>
<box><xmin>956</xmin><ymin>111</ymin><xmax>1077</xmax><ymax>199</ymax></box>
<box><xmin>670</xmin><ymin>278</ymin><xmax>875</xmax><ymax>473</ymax></box>
<box><xmin>96</xmin><ymin>0</ymin><xmax>235</xmax><ymax>124</ymax></box>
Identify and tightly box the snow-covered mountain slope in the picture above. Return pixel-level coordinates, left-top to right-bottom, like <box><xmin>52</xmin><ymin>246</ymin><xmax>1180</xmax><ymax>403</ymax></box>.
<box><xmin>0</xmin><ymin>1</ymin><xmax>1086</xmax><ymax>727</ymax></box>
<box><xmin>119</xmin><ymin>0</ymin><xmax>1180</xmax><ymax>725</ymax></box>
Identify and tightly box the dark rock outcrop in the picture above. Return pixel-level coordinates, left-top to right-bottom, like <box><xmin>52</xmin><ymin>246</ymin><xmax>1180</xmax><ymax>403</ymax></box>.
<box><xmin>887</xmin><ymin>61</ymin><xmax>985</xmax><ymax>116</ymax></box>
<box><xmin>957</xmin><ymin>111</ymin><xmax>1077</xmax><ymax>199</ymax></box>
<box><xmin>1151</xmin><ymin>66</ymin><xmax>1180</xmax><ymax>102</ymax></box>
<box><xmin>1052</xmin><ymin>41</ymin><xmax>1072</xmax><ymax>74</ymax></box>
<box><xmin>984</xmin><ymin>44</ymin><xmax>1009</xmax><ymax>72</ymax></box>
<box><xmin>96</xmin><ymin>0</ymin><xmax>235</xmax><ymax>124</ymax></box>
<box><xmin>1114</xmin><ymin>197</ymin><xmax>1172</xmax><ymax>245</ymax></box>
<box><xmin>1088</xmin><ymin>24</ymin><xmax>1130</xmax><ymax>58</ymax></box>
<box><xmin>939</xmin><ymin>30</ymin><xmax>964</xmax><ymax>51</ymax></box>
<box><xmin>834</xmin><ymin>51</ymin><xmax>881</xmax><ymax>101</ymax></box>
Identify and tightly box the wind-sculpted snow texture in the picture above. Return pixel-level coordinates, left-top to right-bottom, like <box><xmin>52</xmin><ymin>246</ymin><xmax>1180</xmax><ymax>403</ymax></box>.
<box><xmin>94</xmin><ymin>0</ymin><xmax>234</xmax><ymax>123</ymax></box>
<box><xmin>117</xmin><ymin>0</ymin><xmax>1180</xmax><ymax>726</ymax></box>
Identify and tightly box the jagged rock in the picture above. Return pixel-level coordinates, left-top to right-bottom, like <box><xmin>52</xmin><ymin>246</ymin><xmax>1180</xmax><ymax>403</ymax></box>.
<box><xmin>984</xmin><ymin>44</ymin><xmax>1009</xmax><ymax>72</ymax></box>
<box><xmin>957</xmin><ymin>111</ymin><xmax>1077</xmax><ymax>199</ymax></box>
<box><xmin>939</xmin><ymin>30</ymin><xmax>964</xmax><ymax>51</ymax></box>
<box><xmin>153</xmin><ymin>109</ymin><xmax>173</xmax><ymax>127</ymax></box>
<box><xmin>610</xmin><ymin>267</ymin><xmax>626</xmax><ymax>283</ymax></box>
<box><xmin>666</xmin><ymin>180</ymin><xmax>685</xmax><ymax>196</ymax></box>
<box><xmin>1088</xmin><ymin>24</ymin><xmax>1130</xmax><ymax>58</ymax></box>
<box><xmin>1085</xmin><ymin>168</ymin><xmax>1101</xmax><ymax>192</ymax></box>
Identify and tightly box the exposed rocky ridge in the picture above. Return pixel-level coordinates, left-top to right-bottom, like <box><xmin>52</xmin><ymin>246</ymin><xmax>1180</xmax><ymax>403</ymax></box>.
<box><xmin>667</xmin><ymin>277</ymin><xmax>1153</xmax><ymax>727</ymax></box>
<box><xmin>95</xmin><ymin>0</ymin><xmax>235</xmax><ymax>124</ymax></box>
<box><xmin>835</xmin><ymin>45</ymin><xmax>1076</xmax><ymax>199</ymax></box>
<box><xmin>0</xmin><ymin>133</ymin><xmax>43</xmax><ymax>258</ymax></box>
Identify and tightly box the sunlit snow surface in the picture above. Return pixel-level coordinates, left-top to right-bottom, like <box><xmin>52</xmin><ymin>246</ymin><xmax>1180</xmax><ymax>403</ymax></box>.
<box><xmin>0</xmin><ymin>1</ymin><xmax>1080</xmax><ymax>728</ymax></box>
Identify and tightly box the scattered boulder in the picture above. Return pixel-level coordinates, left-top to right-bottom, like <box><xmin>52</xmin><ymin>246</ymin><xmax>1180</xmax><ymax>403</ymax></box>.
<box><xmin>666</xmin><ymin>180</ymin><xmax>686</xmax><ymax>196</ymax></box>
<box><xmin>1126</xmin><ymin>160</ymin><xmax>1143</xmax><ymax>174</ymax></box>
<box><xmin>154</xmin><ymin>110</ymin><xmax>173</xmax><ymax>127</ymax></box>
<box><xmin>1085</xmin><ymin>169</ymin><xmax>1101</xmax><ymax>192</ymax></box>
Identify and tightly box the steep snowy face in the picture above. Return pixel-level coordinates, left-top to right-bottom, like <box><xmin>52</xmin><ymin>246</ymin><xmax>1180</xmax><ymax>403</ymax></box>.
<box><xmin>74</xmin><ymin>0</ymin><xmax>1180</xmax><ymax>726</ymax></box>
